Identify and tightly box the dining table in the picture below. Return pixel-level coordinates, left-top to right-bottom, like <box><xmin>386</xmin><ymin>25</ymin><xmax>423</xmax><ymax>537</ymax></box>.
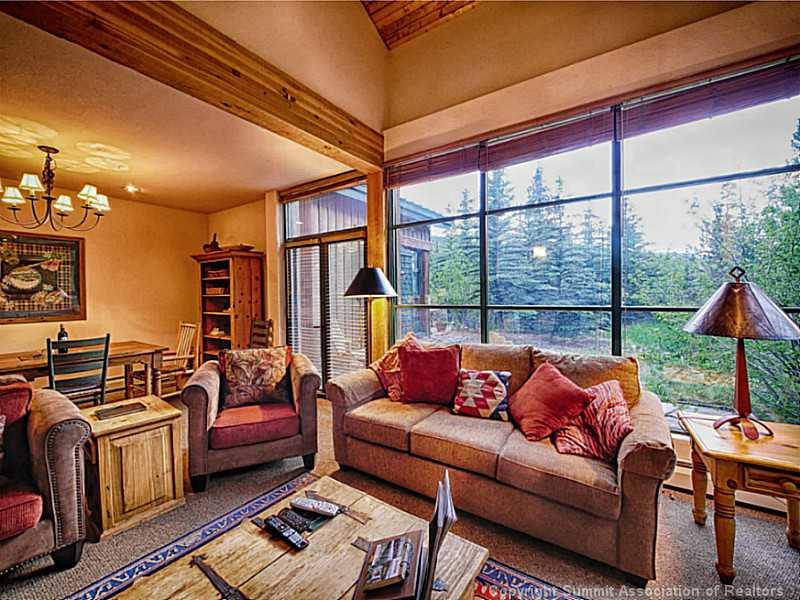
<box><xmin>0</xmin><ymin>340</ymin><xmax>168</xmax><ymax>397</ymax></box>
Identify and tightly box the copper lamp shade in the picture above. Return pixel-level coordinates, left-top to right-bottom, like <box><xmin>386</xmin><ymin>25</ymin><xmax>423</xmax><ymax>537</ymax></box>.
<box><xmin>684</xmin><ymin>267</ymin><xmax>800</xmax><ymax>439</ymax></box>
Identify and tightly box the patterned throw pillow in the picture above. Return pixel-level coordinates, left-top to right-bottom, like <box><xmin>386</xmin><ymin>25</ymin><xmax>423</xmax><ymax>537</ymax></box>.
<box><xmin>220</xmin><ymin>347</ymin><xmax>292</xmax><ymax>408</ymax></box>
<box><xmin>453</xmin><ymin>369</ymin><xmax>511</xmax><ymax>421</ymax></box>
<box><xmin>0</xmin><ymin>414</ymin><xmax>5</xmax><ymax>473</ymax></box>
<box><xmin>369</xmin><ymin>333</ymin><xmax>423</xmax><ymax>402</ymax></box>
<box><xmin>552</xmin><ymin>380</ymin><xmax>634</xmax><ymax>462</ymax></box>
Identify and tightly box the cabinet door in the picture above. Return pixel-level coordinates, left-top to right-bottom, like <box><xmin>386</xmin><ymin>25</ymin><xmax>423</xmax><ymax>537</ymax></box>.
<box><xmin>105</xmin><ymin>424</ymin><xmax>175</xmax><ymax>525</ymax></box>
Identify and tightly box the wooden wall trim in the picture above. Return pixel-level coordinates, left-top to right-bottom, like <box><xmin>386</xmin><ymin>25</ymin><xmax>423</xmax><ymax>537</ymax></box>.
<box><xmin>0</xmin><ymin>1</ymin><xmax>384</xmax><ymax>173</ymax></box>
<box><xmin>384</xmin><ymin>44</ymin><xmax>800</xmax><ymax>169</ymax></box>
<box><xmin>278</xmin><ymin>170</ymin><xmax>367</xmax><ymax>203</ymax></box>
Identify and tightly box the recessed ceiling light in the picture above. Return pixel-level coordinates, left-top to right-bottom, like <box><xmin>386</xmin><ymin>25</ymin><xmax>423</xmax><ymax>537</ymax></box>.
<box><xmin>124</xmin><ymin>183</ymin><xmax>139</xmax><ymax>193</ymax></box>
<box><xmin>295</xmin><ymin>221</ymin><xmax>303</xmax><ymax>225</ymax></box>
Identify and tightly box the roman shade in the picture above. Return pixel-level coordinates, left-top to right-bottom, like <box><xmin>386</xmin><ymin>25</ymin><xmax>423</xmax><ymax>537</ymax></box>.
<box><xmin>622</xmin><ymin>58</ymin><xmax>800</xmax><ymax>140</ymax></box>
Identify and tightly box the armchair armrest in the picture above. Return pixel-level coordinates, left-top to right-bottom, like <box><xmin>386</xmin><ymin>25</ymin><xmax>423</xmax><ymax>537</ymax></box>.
<box><xmin>326</xmin><ymin>368</ymin><xmax>384</xmax><ymax>465</ymax></box>
<box><xmin>290</xmin><ymin>354</ymin><xmax>321</xmax><ymax>456</ymax></box>
<box><xmin>618</xmin><ymin>391</ymin><xmax>677</xmax><ymax>480</ymax></box>
<box><xmin>181</xmin><ymin>361</ymin><xmax>222</xmax><ymax>476</ymax></box>
<box><xmin>26</xmin><ymin>389</ymin><xmax>91</xmax><ymax>548</ymax></box>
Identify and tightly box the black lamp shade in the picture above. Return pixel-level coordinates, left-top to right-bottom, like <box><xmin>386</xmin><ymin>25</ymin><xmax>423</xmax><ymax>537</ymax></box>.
<box><xmin>344</xmin><ymin>267</ymin><xmax>397</xmax><ymax>298</ymax></box>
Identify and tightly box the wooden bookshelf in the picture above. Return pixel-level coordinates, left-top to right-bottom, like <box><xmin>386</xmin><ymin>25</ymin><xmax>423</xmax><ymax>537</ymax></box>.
<box><xmin>192</xmin><ymin>250</ymin><xmax>264</xmax><ymax>361</ymax></box>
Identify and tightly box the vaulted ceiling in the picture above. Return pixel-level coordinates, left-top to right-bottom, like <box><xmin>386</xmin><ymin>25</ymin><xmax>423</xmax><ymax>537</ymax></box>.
<box><xmin>362</xmin><ymin>1</ymin><xmax>477</xmax><ymax>49</ymax></box>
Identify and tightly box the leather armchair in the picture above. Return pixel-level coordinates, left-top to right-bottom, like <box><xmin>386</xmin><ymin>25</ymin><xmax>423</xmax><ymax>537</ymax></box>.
<box><xmin>0</xmin><ymin>380</ymin><xmax>91</xmax><ymax>576</ymax></box>
<box><xmin>182</xmin><ymin>355</ymin><xmax>320</xmax><ymax>492</ymax></box>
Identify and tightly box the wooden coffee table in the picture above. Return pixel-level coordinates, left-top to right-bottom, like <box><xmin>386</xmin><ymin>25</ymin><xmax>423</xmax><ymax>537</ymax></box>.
<box><xmin>117</xmin><ymin>476</ymin><xmax>488</xmax><ymax>599</ymax></box>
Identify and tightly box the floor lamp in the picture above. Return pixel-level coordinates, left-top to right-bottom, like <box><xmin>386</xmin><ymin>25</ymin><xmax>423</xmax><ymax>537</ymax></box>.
<box><xmin>344</xmin><ymin>267</ymin><xmax>397</xmax><ymax>360</ymax></box>
<box><xmin>683</xmin><ymin>267</ymin><xmax>800</xmax><ymax>440</ymax></box>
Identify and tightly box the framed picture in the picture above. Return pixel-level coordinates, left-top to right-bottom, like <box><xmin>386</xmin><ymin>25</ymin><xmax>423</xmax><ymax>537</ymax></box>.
<box><xmin>0</xmin><ymin>230</ymin><xmax>86</xmax><ymax>324</ymax></box>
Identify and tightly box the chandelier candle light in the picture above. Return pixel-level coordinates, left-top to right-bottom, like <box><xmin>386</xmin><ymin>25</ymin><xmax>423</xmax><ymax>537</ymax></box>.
<box><xmin>0</xmin><ymin>145</ymin><xmax>110</xmax><ymax>231</ymax></box>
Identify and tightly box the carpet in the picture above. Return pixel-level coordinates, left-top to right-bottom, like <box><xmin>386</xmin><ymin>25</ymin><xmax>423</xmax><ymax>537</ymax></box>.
<box><xmin>60</xmin><ymin>469</ymin><xmax>583</xmax><ymax>600</ymax></box>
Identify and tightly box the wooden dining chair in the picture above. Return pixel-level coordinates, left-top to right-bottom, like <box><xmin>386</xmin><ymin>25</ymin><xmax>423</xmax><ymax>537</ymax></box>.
<box><xmin>250</xmin><ymin>318</ymin><xmax>274</xmax><ymax>348</ymax></box>
<box><xmin>132</xmin><ymin>321</ymin><xmax>198</xmax><ymax>398</ymax></box>
<box><xmin>47</xmin><ymin>334</ymin><xmax>111</xmax><ymax>406</ymax></box>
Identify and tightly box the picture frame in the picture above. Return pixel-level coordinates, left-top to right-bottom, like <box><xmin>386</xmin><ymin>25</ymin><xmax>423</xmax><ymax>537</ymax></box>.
<box><xmin>0</xmin><ymin>230</ymin><xmax>86</xmax><ymax>324</ymax></box>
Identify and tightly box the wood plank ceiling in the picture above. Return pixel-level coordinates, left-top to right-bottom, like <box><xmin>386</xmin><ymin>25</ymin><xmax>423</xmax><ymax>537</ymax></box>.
<box><xmin>363</xmin><ymin>1</ymin><xmax>477</xmax><ymax>49</ymax></box>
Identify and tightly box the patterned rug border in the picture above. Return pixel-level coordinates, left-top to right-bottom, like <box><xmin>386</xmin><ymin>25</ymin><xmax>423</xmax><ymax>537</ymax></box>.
<box><xmin>64</xmin><ymin>470</ymin><xmax>319</xmax><ymax>600</ymax></box>
<box><xmin>476</xmin><ymin>558</ymin><xmax>587</xmax><ymax>600</ymax></box>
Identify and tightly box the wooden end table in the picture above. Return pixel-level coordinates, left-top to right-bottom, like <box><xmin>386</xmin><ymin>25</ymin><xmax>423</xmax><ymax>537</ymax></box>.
<box><xmin>678</xmin><ymin>412</ymin><xmax>800</xmax><ymax>584</ymax></box>
<box><xmin>82</xmin><ymin>396</ymin><xmax>185</xmax><ymax>538</ymax></box>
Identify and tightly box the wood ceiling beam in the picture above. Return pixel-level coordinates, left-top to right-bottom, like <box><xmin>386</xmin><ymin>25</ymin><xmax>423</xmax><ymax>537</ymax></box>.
<box><xmin>0</xmin><ymin>1</ymin><xmax>384</xmax><ymax>172</ymax></box>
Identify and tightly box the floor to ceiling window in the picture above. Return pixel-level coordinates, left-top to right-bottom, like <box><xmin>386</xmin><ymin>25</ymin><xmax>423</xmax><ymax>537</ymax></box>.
<box><xmin>388</xmin><ymin>58</ymin><xmax>800</xmax><ymax>423</ymax></box>
<box><xmin>284</xmin><ymin>183</ymin><xmax>368</xmax><ymax>385</ymax></box>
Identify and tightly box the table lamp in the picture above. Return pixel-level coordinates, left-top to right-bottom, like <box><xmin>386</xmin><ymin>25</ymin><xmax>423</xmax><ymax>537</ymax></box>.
<box><xmin>683</xmin><ymin>266</ymin><xmax>800</xmax><ymax>440</ymax></box>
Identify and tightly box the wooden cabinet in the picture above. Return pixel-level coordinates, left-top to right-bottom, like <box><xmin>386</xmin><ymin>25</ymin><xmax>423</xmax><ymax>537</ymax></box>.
<box><xmin>82</xmin><ymin>396</ymin><xmax>184</xmax><ymax>538</ymax></box>
<box><xmin>192</xmin><ymin>249</ymin><xmax>264</xmax><ymax>361</ymax></box>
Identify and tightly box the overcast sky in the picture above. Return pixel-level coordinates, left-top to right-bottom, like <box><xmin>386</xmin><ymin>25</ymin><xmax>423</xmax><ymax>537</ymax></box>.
<box><xmin>400</xmin><ymin>96</ymin><xmax>800</xmax><ymax>253</ymax></box>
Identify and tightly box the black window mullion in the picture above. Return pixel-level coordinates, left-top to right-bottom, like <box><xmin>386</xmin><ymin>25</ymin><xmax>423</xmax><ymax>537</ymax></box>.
<box><xmin>479</xmin><ymin>167</ymin><xmax>488</xmax><ymax>343</ymax></box>
<box><xmin>611</xmin><ymin>105</ymin><xmax>623</xmax><ymax>356</ymax></box>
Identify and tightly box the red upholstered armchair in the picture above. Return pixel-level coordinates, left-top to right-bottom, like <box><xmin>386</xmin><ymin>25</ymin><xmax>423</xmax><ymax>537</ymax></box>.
<box><xmin>0</xmin><ymin>375</ymin><xmax>91</xmax><ymax>576</ymax></box>
<box><xmin>181</xmin><ymin>355</ymin><xmax>320</xmax><ymax>492</ymax></box>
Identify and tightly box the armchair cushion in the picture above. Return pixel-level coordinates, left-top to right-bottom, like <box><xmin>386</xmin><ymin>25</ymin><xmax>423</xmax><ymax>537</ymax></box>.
<box><xmin>210</xmin><ymin>402</ymin><xmax>300</xmax><ymax>449</ymax></box>
<box><xmin>0</xmin><ymin>477</ymin><xmax>42</xmax><ymax>542</ymax></box>
<box><xmin>617</xmin><ymin>391</ymin><xmax>676</xmax><ymax>480</ymax></box>
<box><xmin>0</xmin><ymin>378</ymin><xmax>33</xmax><ymax>477</ymax></box>
<box><xmin>0</xmin><ymin>415</ymin><xmax>5</xmax><ymax>473</ymax></box>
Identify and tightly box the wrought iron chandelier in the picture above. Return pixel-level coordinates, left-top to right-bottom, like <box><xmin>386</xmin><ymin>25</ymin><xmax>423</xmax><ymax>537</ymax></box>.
<box><xmin>0</xmin><ymin>145</ymin><xmax>110</xmax><ymax>231</ymax></box>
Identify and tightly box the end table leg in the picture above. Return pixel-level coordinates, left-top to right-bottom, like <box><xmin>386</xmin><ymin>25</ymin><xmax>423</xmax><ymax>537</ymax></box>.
<box><xmin>691</xmin><ymin>447</ymin><xmax>708</xmax><ymax>525</ymax></box>
<box><xmin>713</xmin><ymin>485</ymin><xmax>737</xmax><ymax>584</ymax></box>
<box><xmin>787</xmin><ymin>498</ymin><xmax>799</xmax><ymax>549</ymax></box>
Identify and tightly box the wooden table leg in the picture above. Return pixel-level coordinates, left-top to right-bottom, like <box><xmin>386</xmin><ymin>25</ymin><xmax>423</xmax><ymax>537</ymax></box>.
<box><xmin>691</xmin><ymin>446</ymin><xmax>708</xmax><ymax>525</ymax></box>
<box><xmin>713</xmin><ymin>484</ymin><xmax>737</xmax><ymax>584</ymax></box>
<box><xmin>124</xmin><ymin>364</ymin><xmax>133</xmax><ymax>398</ymax></box>
<box><xmin>787</xmin><ymin>497</ymin><xmax>799</xmax><ymax>549</ymax></box>
<box><xmin>144</xmin><ymin>363</ymin><xmax>153</xmax><ymax>396</ymax></box>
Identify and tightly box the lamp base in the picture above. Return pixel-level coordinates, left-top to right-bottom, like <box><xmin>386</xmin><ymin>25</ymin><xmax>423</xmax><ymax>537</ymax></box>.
<box><xmin>713</xmin><ymin>414</ymin><xmax>774</xmax><ymax>440</ymax></box>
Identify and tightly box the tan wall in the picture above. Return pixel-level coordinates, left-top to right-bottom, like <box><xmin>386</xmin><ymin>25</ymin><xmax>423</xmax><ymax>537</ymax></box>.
<box><xmin>180</xmin><ymin>0</ymin><xmax>388</xmax><ymax>131</ymax></box>
<box><xmin>384</xmin><ymin>2</ymin><xmax>800</xmax><ymax>161</ymax></box>
<box><xmin>386</xmin><ymin>1</ymin><xmax>743</xmax><ymax>127</ymax></box>
<box><xmin>207</xmin><ymin>199</ymin><xmax>267</xmax><ymax>252</ymax></box>
<box><xmin>0</xmin><ymin>186</ymin><xmax>208</xmax><ymax>355</ymax></box>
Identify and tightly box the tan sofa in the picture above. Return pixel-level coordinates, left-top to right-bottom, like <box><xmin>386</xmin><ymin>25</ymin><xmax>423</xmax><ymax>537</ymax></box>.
<box><xmin>327</xmin><ymin>344</ymin><xmax>676</xmax><ymax>583</ymax></box>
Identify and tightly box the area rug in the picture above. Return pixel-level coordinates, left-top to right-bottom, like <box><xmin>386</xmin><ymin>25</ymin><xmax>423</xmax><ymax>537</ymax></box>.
<box><xmin>65</xmin><ymin>470</ymin><xmax>583</xmax><ymax>600</ymax></box>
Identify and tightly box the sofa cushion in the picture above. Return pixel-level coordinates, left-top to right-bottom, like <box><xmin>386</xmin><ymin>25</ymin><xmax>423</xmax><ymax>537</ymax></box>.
<box><xmin>461</xmin><ymin>344</ymin><xmax>532</xmax><ymax>395</ymax></box>
<box><xmin>345</xmin><ymin>398</ymin><xmax>440</xmax><ymax>451</ymax></box>
<box><xmin>0</xmin><ymin>477</ymin><xmax>43</xmax><ymax>542</ymax></box>
<box><xmin>532</xmin><ymin>349</ymin><xmax>641</xmax><ymax>408</ymax></box>
<box><xmin>410</xmin><ymin>411</ymin><xmax>514</xmax><ymax>478</ymax></box>
<box><xmin>210</xmin><ymin>402</ymin><xmax>300</xmax><ymax>449</ymax></box>
<box><xmin>498</xmin><ymin>430</ymin><xmax>621</xmax><ymax>519</ymax></box>
<box><xmin>399</xmin><ymin>344</ymin><xmax>460</xmax><ymax>405</ymax></box>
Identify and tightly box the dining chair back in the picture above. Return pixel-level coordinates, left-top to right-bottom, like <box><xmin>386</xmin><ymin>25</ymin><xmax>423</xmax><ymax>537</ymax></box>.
<box><xmin>174</xmin><ymin>321</ymin><xmax>199</xmax><ymax>369</ymax></box>
<box><xmin>250</xmin><ymin>318</ymin><xmax>274</xmax><ymax>348</ymax></box>
<box><xmin>47</xmin><ymin>334</ymin><xmax>111</xmax><ymax>406</ymax></box>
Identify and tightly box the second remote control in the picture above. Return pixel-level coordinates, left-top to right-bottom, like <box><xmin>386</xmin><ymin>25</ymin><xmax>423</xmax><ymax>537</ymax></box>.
<box><xmin>291</xmin><ymin>497</ymin><xmax>340</xmax><ymax>517</ymax></box>
<box><xmin>255</xmin><ymin>516</ymin><xmax>308</xmax><ymax>550</ymax></box>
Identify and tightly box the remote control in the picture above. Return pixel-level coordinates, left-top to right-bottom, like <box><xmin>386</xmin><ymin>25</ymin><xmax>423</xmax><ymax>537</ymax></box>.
<box><xmin>278</xmin><ymin>508</ymin><xmax>312</xmax><ymax>532</ymax></box>
<box><xmin>290</xmin><ymin>497</ymin><xmax>340</xmax><ymax>517</ymax></box>
<box><xmin>252</xmin><ymin>516</ymin><xmax>308</xmax><ymax>550</ymax></box>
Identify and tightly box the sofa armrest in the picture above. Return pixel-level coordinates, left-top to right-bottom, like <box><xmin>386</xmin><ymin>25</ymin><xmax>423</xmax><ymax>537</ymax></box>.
<box><xmin>618</xmin><ymin>391</ymin><xmax>677</xmax><ymax>480</ymax></box>
<box><xmin>290</xmin><ymin>353</ymin><xmax>321</xmax><ymax>456</ymax></box>
<box><xmin>181</xmin><ymin>361</ymin><xmax>222</xmax><ymax>476</ymax></box>
<box><xmin>326</xmin><ymin>368</ymin><xmax>384</xmax><ymax>465</ymax></box>
<box><xmin>26</xmin><ymin>389</ymin><xmax>91</xmax><ymax>548</ymax></box>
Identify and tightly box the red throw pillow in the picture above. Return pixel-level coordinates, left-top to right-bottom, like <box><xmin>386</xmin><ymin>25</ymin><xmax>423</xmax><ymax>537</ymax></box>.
<box><xmin>553</xmin><ymin>380</ymin><xmax>633</xmax><ymax>462</ymax></box>
<box><xmin>509</xmin><ymin>362</ymin><xmax>594</xmax><ymax>441</ymax></box>
<box><xmin>0</xmin><ymin>379</ymin><xmax>33</xmax><ymax>477</ymax></box>
<box><xmin>369</xmin><ymin>333</ymin><xmax>424</xmax><ymax>402</ymax></box>
<box><xmin>398</xmin><ymin>345</ymin><xmax>460</xmax><ymax>405</ymax></box>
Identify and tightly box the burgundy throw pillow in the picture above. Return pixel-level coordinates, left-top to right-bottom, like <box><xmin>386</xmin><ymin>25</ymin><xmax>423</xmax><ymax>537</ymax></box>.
<box><xmin>398</xmin><ymin>345</ymin><xmax>460</xmax><ymax>405</ymax></box>
<box><xmin>369</xmin><ymin>333</ymin><xmax>424</xmax><ymax>402</ymax></box>
<box><xmin>509</xmin><ymin>362</ymin><xmax>594</xmax><ymax>441</ymax></box>
<box><xmin>0</xmin><ymin>380</ymin><xmax>33</xmax><ymax>477</ymax></box>
<box><xmin>553</xmin><ymin>380</ymin><xmax>634</xmax><ymax>462</ymax></box>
